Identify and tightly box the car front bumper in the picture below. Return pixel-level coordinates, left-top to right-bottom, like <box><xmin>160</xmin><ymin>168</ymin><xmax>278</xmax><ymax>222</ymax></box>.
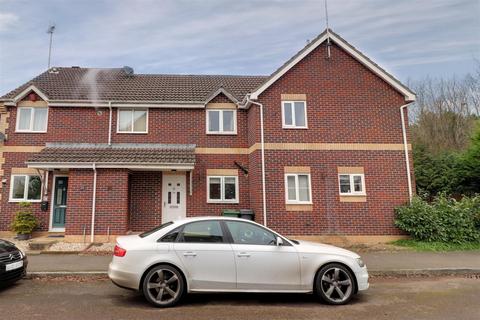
<box><xmin>0</xmin><ymin>257</ymin><xmax>28</xmax><ymax>284</ymax></box>
<box><xmin>108</xmin><ymin>262</ymin><xmax>140</xmax><ymax>290</ymax></box>
<box><xmin>356</xmin><ymin>266</ymin><xmax>369</xmax><ymax>291</ymax></box>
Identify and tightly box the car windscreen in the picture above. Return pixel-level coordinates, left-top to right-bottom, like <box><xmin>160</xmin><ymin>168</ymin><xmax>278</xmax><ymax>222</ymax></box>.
<box><xmin>139</xmin><ymin>222</ymin><xmax>174</xmax><ymax>238</ymax></box>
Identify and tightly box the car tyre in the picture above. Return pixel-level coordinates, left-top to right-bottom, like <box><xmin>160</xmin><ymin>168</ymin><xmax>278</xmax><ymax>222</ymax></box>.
<box><xmin>315</xmin><ymin>263</ymin><xmax>356</xmax><ymax>305</ymax></box>
<box><xmin>142</xmin><ymin>264</ymin><xmax>185</xmax><ymax>308</ymax></box>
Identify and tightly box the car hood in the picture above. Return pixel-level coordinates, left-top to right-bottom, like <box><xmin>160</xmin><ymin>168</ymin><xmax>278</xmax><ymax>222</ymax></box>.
<box><xmin>0</xmin><ymin>239</ymin><xmax>19</xmax><ymax>254</ymax></box>
<box><xmin>294</xmin><ymin>240</ymin><xmax>360</xmax><ymax>259</ymax></box>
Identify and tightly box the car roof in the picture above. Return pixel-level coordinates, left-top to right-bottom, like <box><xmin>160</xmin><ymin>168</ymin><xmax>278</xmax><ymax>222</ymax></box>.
<box><xmin>171</xmin><ymin>216</ymin><xmax>255</xmax><ymax>225</ymax></box>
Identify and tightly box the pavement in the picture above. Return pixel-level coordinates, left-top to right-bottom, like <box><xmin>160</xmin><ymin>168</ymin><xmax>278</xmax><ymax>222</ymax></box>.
<box><xmin>1</xmin><ymin>276</ymin><xmax>479</xmax><ymax>320</ymax></box>
<box><xmin>25</xmin><ymin>250</ymin><xmax>480</xmax><ymax>275</ymax></box>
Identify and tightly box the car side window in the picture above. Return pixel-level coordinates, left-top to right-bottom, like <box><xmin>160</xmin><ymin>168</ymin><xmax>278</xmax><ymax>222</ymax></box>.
<box><xmin>159</xmin><ymin>227</ymin><xmax>181</xmax><ymax>242</ymax></box>
<box><xmin>178</xmin><ymin>221</ymin><xmax>224</xmax><ymax>243</ymax></box>
<box><xmin>225</xmin><ymin>221</ymin><xmax>277</xmax><ymax>245</ymax></box>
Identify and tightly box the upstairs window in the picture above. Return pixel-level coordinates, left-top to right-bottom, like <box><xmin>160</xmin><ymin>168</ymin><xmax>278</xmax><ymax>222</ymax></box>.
<box><xmin>339</xmin><ymin>174</ymin><xmax>366</xmax><ymax>195</ymax></box>
<box><xmin>10</xmin><ymin>175</ymin><xmax>42</xmax><ymax>202</ymax></box>
<box><xmin>206</xmin><ymin>109</ymin><xmax>236</xmax><ymax>134</ymax></box>
<box><xmin>118</xmin><ymin>109</ymin><xmax>148</xmax><ymax>133</ymax></box>
<box><xmin>285</xmin><ymin>173</ymin><xmax>312</xmax><ymax>204</ymax></box>
<box><xmin>282</xmin><ymin>101</ymin><xmax>307</xmax><ymax>128</ymax></box>
<box><xmin>16</xmin><ymin>107</ymin><xmax>48</xmax><ymax>132</ymax></box>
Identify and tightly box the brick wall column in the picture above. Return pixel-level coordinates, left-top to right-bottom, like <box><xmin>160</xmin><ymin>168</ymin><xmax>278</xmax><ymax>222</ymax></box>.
<box><xmin>66</xmin><ymin>168</ymin><xmax>130</xmax><ymax>236</ymax></box>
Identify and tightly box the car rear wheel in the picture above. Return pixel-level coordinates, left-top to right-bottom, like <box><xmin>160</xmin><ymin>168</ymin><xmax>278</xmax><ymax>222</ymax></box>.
<box><xmin>315</xmin><ymin>263</ymin><xmax>355</xmax><ymax>305</ymax></box>
<box><xmin>142</xmin><ymin>264</ymin><xmax>185</xmax><ymax>308</ymax></box>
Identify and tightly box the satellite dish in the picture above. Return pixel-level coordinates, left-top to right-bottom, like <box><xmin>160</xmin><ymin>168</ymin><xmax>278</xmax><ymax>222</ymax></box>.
<box><xmin>123</xmin><ymin>66</ymin><xmax>134</xmax><ymax>76</ymax></box>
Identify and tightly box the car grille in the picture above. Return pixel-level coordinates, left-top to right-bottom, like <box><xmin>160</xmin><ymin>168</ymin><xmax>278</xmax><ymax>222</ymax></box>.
<box><xmin>0</xmin><ymin>251</ymin><xmax>22</xmax><ymax>263</ymax></box>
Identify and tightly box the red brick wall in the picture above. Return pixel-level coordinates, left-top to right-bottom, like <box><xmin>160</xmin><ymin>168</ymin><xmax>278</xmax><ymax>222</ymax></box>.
<box><xmin>253</xmin><ymin>150</ymin><xmax>408</xmax><ymax>236</ymax></box>
<box><xmin>66</xmin><ymin>168</ymin><xmax>129</xmax><ymax>235</ymax></box>
<box><xmin>5</xmin><ymin>105</ymin><xmax>249</xmax><ymax>148</ymax></box>
<box><xmin>0</xmin><ymin>152</ymin><xmax>53</xmax><ymax>232</ymax></box>
<box><xmin>251</xmin><ymin>42</ymin><xmax>408</xmax><ymax>145</ymax></box>
<box><xmin>130</xmin><ymin>171</ymin><xmax>163</xmax><ymax>232</ymax></box>
<box><xmin>5</xmin><ymin>107</ymin><xmax>109</xmax><ymax>146</ymax></box>
<box><xmin>188</xmin><ymin>154</ymin><xmax>250</xmax><ymax>216</ymax></box>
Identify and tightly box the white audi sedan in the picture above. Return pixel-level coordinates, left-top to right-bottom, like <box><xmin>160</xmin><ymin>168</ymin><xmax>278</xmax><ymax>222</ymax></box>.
<box><xmin>108</xmin><ymin>217</ymin><xmax>369</xmax><ymax>307</ymax></box>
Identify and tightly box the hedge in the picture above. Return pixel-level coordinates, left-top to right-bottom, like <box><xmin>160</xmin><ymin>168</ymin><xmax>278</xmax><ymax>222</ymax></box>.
<box><xmin>395</xmin><ymin>195</ymin><xmax>480</xmax><ymax>243</ymax></box>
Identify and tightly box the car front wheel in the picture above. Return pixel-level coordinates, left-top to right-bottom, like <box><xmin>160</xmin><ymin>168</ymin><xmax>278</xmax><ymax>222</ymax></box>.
<box><xmin>315</xmin><ymin>263</ymin><xmax>355</xmax><ymax>305</ymax></box>
<box><xmin>142</xmin><ymin>264</ymin><xmax>185</xmax><ymax>308</ymax></box>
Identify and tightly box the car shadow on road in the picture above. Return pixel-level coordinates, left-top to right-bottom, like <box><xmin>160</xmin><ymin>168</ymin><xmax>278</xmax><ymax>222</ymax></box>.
<box><xmin>0</xmin><ymin>282</ymin><xmax>21</xmax><ymax>294</ymax></box>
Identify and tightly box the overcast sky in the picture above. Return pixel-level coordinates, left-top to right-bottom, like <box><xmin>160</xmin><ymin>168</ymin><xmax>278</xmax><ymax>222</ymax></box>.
<box><xmin>0</xmin><ymin>0</ymin><xmax>479</xmax><ymax>95</ymax></box>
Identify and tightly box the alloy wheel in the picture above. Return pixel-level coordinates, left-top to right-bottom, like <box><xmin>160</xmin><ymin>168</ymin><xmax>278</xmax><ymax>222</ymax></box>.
<box><xmin>320</xmin><ymin>267</ymin><xmax>353</xmax><ymax>303</ymax></box>
<box><xmin>145</xmin><ymin>268</ymin><xmax>181</xmax><ymax>305</ymax></box>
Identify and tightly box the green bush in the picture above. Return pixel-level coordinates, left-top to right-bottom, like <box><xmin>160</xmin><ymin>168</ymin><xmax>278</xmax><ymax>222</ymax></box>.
<box><xmin>11</xmin><ymin>202</ymin><xmax>37</xmax><ymax>235</ymax></box>
<box><xmin>395</xmin><ymin>195</ymin><xmax>480</xmax><ymax>243</ymax></box>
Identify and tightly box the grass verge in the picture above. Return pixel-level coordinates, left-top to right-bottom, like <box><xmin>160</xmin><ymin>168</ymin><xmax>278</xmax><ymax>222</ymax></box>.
<box><xmin>391</xmin><ymin>239</ymin><xmax>480</xmax><ymax>252</ymax></box>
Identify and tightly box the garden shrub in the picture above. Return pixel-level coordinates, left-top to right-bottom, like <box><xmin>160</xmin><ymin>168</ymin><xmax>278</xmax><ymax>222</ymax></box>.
<box><xmin>395</xmin><ymin>194</ymin><xmax>480</xmax><ymax>243</ymax></box>
<box><xmin>11</xmin><ymin>202</ymin><xmax>37</xmax><ymax>235</ymax></box>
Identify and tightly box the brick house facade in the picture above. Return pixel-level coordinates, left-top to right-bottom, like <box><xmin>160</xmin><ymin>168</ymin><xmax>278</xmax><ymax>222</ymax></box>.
<box><xmin>0</xmin><ymin>30</ymin><xmax>415</xmax><ymax>242</ymax></box>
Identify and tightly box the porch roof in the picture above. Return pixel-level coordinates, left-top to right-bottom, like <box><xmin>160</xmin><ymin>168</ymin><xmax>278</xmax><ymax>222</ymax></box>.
<box><xmin>26</xmin><ymin>143</ymin><xmax>196</xmax><ymax>170</ymax></box>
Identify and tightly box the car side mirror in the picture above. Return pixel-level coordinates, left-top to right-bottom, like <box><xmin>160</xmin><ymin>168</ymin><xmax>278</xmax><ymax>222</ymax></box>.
<box><xmin>276</xmin><ymin>236</ymin><xmax>283</xmax><ymax>246</ymax></box>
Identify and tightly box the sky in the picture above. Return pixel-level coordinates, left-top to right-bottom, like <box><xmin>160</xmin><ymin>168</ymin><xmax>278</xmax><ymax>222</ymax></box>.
<box><xmin>0</xmin><ymin>0</ymin><xmax>479</xmax><ymax>95</ymax></box>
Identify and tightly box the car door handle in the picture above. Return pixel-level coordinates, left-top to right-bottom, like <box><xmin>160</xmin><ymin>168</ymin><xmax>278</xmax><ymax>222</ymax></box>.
<box><xmin>183</xmin><ymin>252</ymin><xmax>197</xmax><ymax>257</ymax></box>
<box><xmin>237</xmin><ymin>252</ymin><xmax>250</xmax><ymax>258</ymax></box>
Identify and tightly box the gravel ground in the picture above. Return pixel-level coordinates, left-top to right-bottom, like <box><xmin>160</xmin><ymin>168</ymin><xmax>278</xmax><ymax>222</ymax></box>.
<box><xmin>85</xmin><ymin>243</ymin><xmax>115</xmax><ymax>254</ymax></box>
<box><xmin>48</xmin><ymin>242</ymin><xmax>89</xmax><ymax>252</ymax></box>
<box><xmin>2</xmin><ymin>237</ymin><xmax>32</xmax><ymax>252</ymax></box>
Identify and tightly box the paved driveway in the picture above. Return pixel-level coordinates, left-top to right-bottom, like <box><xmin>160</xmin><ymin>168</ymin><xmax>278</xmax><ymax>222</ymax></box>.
<box><xmin>0</xmin><ymin>276</ymin><xmax>478</xmax><ymax>320</ymax></box>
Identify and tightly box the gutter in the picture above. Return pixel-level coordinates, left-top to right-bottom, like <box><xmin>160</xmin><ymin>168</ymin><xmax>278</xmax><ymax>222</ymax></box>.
<box><xmin>90</xmin><ymin>163</ymin><xmax>97</xmax><ymax>243</ymax></box>
<box><xmin>245</xmin><ymin>95</ymin><xmax>268</xmax><ymax>227</ymax></box>
<box><xmin>400</xmin><ymin>102</ymin><xmax>414</xmax><ymax>203</ymax></box>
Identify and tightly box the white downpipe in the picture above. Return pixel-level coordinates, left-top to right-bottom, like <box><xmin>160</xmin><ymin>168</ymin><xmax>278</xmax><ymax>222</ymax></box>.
<box><xmin>246</xmin><ymin>96</ymin><xmax>267</xmax><ymax>227</ymax></box>
<box><xmin>90</xmin><ymin>163</ymin><xmax>97</xmax><ymax>243</ymax></box>
<box><xmin>108</xmin><ymin>101</ymin><xmax>112</xmax><ymax>146</ymax></box>
<box><xmin>400</xmin><ymin>103</ymin><xmax>414</xmax><ymax>203</ymax></box>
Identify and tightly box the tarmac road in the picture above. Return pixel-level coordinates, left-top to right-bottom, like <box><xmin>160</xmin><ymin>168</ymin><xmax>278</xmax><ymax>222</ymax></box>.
<box><xmin>0</xmin><ymin>276</ymin><xmax>479</xmax><ymax>320</ymax></box>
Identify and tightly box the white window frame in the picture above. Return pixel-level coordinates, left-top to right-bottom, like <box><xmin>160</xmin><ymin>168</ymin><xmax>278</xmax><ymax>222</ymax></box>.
<box><xmin>284</xmin><ymin>173</ymin><xmax>312</xmax><ymax>204</ymax></box>
<box><xmin>9</xmin><ymin>174</ymin><xmax>43</xmax><ymax>202</ymax></box>
<box><xmin>338</xmin><ymin>174</ymin><xmax>366</xmax><ymax>196</ymax></box>
<box><xmin>117</xmin><ymin>108</ymin><xmax>148</xmax><ymax>134</ymax></box>
<box><xmin>281</xmin><ymin>100</ymin><xmax>308</xmax><ymax>129</ymax></box>
<box><xmin>15</xmin><ymin>107</ymin><xmax>48</xmax><ymax>133</ymax></box>
<box><xmin>207</xmin><ymin>175</ymin><xmax>239</xmax><ymax>203</ymax></box>
<box><xmin>206</xmin><ymin>109</ymin><xmax>237</xmax><ymax>134</ymax></box>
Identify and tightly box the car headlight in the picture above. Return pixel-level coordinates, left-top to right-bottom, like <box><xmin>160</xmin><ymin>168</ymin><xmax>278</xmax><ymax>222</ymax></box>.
<box><xmin>356</xmin><ymin>258</ymin><xmax>365</xmax><ymax>267</ymax></box>
<box><xmin>18</xmin><ymin>249</ymin><xmax>25</xmax><ymax>259</ymax></box>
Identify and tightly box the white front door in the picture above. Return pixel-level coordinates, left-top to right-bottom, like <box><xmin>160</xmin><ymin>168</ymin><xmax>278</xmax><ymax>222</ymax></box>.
<box><xmin>162</xmin><ymin>173</ymin><xmax>187</xmax><ymax>223</ymax></box>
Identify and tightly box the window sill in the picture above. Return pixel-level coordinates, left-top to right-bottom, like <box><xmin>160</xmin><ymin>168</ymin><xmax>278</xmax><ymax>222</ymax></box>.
<box><xmin>206</xmin><ymin>132</ymin><xmax>237</xmax><ymax>135</ymax></box>
<box><xmin>339</xmin><ymin>195</ymin><xmax>367</xmax><ymax>203</ymax></box>
<box><xmin>116</xmin><ymin>131</ymin><xmax>148</xmax><ymax>134</ymax></box>
<box><xmin>9</xmin><ymin>199</ymin><xmax>42</xmax><ymax>203</ymax></box>
<box><xmin>15</xmin><ymin>131</ymin><xmax>47</xmax><ymax>134</ymax></box>
<box><xmin>285</xmin><ymin>204</ymin><xmax>313</xmax><ymax>211</ymax></box>
<box><xmin>207</xmin><ymin>200</ymin><xmax>239</xmax><ymax>204</ymax></box>
<box><xmin>282</xmin><ymin>126</ymin><xmax>308</xmax><ymax>130</ymax></box>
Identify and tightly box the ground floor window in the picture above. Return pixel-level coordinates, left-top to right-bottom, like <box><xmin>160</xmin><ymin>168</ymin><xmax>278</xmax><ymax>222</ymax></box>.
<box><xmin>207</xmin><ymin>176</ymin><xmax>238</xmax><ymax>203</ymax></box>
<box><xmin>338</xmin><ymin>174</ymin><xmax>365</xmax><ymax>195</ymax></box>
<box><xmin>285</xmin><ymin>173</ymin><xmax>312</xmax><ymax>204</ymax></box>
<box><xmin>10</xmin><ymin>174</ymin><xmax>42</xmax><ymax>202</ymax></box>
